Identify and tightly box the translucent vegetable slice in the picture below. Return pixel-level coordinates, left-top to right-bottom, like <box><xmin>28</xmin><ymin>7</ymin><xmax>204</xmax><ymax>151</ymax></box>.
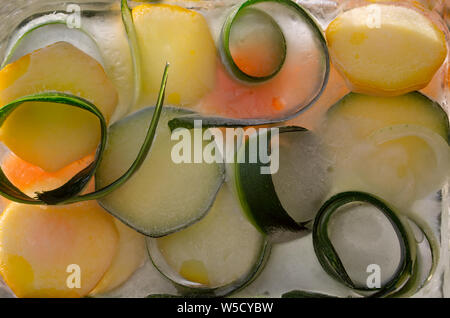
<box><xmin>320</xmin><ymin>92</ymin><xmax>449</xmax><ymax>207</ymax></box>
<box><xmin>147</xmin><ymin>184</ymin><xmax>269</xmax><ymax>297</ymax></box>
<box><xmin>96</xmin><ymin>106</ymin><xmax>225</xmax><ymax>237</ymax></box>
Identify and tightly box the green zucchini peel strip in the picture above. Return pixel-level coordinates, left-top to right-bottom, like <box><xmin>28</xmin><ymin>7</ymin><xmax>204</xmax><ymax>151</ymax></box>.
<box><xmin>121</xmin><ymin>0</ymin><xmax>141</xmax><ymax>107</ymax></box>
<box><xmin>167</xmin><ymin>114</ymin><xmax>284</xmax><ymax>132</ymax></box>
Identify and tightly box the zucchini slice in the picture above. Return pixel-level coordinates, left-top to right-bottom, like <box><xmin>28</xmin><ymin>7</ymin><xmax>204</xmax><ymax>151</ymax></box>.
<box><xmin>236</xmin><ymin>195</ymin><xmax>440</xmax><ymax>299</ymax></box>
<box><xmin>365</xmin><ymin>124</ymin><xmax>450</xmax><ymax>200</ymax></box>
<box><xmin>234</xmin><ymin>126</ymin><xmax>332</xmax><ymax>241</ymax></box>
<box><xmin>96</xmin><ymin>106</ymin><xmax>225</xmax><ymax>237</ymax></box>
<box><xmin>147</xmin><ymin>183</ymin><xmax>269</xmax><ymax>297</ymax></box>
<box><xmin>320</xmin><ymin>92</ymin><xmax>450</xmax><ymax>207</ymax></box>
<box><xmin>391</xmin><ymin>214</ymin><xmax>440</xmax><ymax>298</ymax></box>
<box><xmin>325</xmin><ymin>4</ymin><xmax>447</xmax><ymax>96</ymax></box>
<box><xmin>323</xmin><ymin>92</ymin><xmax>449</xmax><ymax>142</ymax></box>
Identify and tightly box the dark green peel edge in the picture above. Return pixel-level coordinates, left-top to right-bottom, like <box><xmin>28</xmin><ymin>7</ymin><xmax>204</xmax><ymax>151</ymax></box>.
<box><xmin>281</xmin><ymin>290</ymin><xmax>337</xmax><ymax>298</ymax></box>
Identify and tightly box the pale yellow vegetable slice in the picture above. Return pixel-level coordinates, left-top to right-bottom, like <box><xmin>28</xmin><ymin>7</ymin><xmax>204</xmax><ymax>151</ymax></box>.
<box><xmin>360</xmin><ymin>124</ymin><xmax>450</xmax><ymax>205</ymax></box>
<box><xmin>0</xmin><ymin>201</ymin><xmax>118</xmax><ymax>298</ymax></box>
<box><xmin>150</xmin><ymin>184</ymin><xmax>267</xmax><ymax>295</ymax></box>
<box><xmin>132</xmin><ymin>4</ymin><xmax>216</xmax><ymax>108</ymax></box>
<box><xmin>326</xmin><ymin>4</ymin><xmax>447</xmax><ymax>95</ymax></box>
<box><xmin>320</xmin><ymin>92</ymin><xmax>449</xmax><ymax>207</ymax></box>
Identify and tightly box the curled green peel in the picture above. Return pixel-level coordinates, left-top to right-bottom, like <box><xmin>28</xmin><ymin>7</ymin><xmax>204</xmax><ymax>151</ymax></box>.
<box><xmin>282</xmin><ymin>191</ymin><xmax>438</xmax><ymax>298</ymax></box>
<box><xmin>121</xmin><ymin>0</ymin><xmax>141</xmax><ymax>108</ymax></box>
<box><xmin>313</xmin><ymin>192</ymin><xmax>414</xmax><ymax>297</ymax></box>
<box><xmin>222</xmin><ymin>5</ymin><xmax>286</xmax><ymax>83</ymax></box>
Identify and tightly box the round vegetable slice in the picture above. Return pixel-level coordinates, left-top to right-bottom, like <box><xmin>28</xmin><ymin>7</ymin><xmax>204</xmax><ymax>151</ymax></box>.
<box><xmin>319</xmin><ymin>92</ymin><xmax>449</xmax><ymax>207</ymax></box>
<box><xmin>322</xmin><ymin>92</ymin><xmax>449</xmax><ymax>143</ymax></box>
<box><xmin>95</xmin><ymin>105</ymin><xmax>225</xmax><ymax>237</ymax></box>
<box><xmin>234</xmin><ymin>126</ymin><xmax>332</xmax><ymax>241</ymax></box>
<box><xmin>361</xmin><ymin>124</ymin><xmax>450</xmax><ymax>202</ymax></box>
<box><xmin>326</xmin><ymin>3</ymin><xmax>447</xmax><ymax>96</ymax></box>
<box><xmin>0</xmin><ymin>200</ymin><xmax>119</xmax><ymax>298</ymax></box>
<box><xmin>147</xmin><ymin>184</ymin><xmax>269</xmax><ymax>297</ymax></box>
